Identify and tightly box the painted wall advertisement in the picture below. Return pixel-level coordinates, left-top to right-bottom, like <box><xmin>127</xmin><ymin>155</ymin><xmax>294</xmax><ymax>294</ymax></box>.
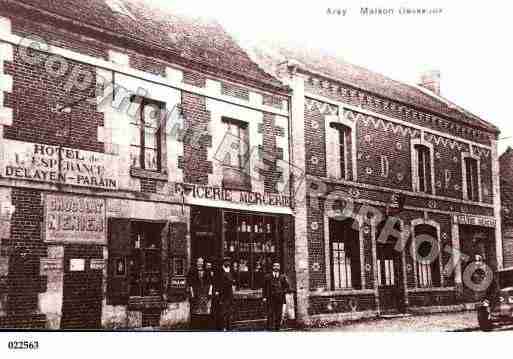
<box><xmin>0</xmin><ymin>139</ymin><xmax>119</xmax><ymax>189</ymax></box>
<box><xmin>44</xmin><ymin>193</ymin><xmax>106</xmax><ymax>244</ymax></box>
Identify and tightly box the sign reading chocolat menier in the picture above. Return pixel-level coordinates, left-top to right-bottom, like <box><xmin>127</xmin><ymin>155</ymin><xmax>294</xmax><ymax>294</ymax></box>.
<box><xmin>44</xmin><ymin>194</ymin><xmax>106</xmax><ymax>243</ymax></box>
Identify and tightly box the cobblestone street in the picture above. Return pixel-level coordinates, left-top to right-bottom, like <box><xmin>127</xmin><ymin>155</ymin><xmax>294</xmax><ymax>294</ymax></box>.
<box><xmin>309</xmin><ymin>311</ymin><xmax>503</xmax><ymax>332</ymax></box>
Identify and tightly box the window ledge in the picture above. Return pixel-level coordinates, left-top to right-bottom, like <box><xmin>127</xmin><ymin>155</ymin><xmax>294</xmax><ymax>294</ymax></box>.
<box><xmin>309</xmin><ymin>289</ymin><xmax>376</xmax><ymax>297</ymax></box>
<box><xmin>407</xmin><ymin>286</ymin><xmax>455</xmax><ymax>293</ymax></box>
<box><xmin>130</xmin><ymin>167</ymin><xmax>168</xmax><ymax>181</ymax></box>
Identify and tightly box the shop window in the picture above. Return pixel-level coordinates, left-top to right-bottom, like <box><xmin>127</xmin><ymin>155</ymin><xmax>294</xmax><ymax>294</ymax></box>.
<box><xmin>413</xmin><ymin>144</ymin><xmax>433</xmax><ymax>194</ymax></box>
<box><xmin>223</xmin><ymin>213</ymin><xmax>281</xmax><ymax>290</ymax></box>
<box><xmin>221</xmin><ymin>117</ymin><xmax>251</xmax><ymax>190</ymax></box>
<box><xmin>129</xmin><ymin>96</ymin><xmax>164</xmax><ymax>172</ymax></box>
<box><xmin>329</xmin><ymin>219</ymin><xmax>361</xmax><ymax>290</ymax></box>
<box><xmin>128</xmin><ymin>222</ymin><xmax>163</xmax><ymax>297</ymax></box>
<box><xmin>464</xmin><ymin>157</ymin><xmax>479</xmax><ymax>201</ymax></box>
<box><xmin>378</xmin><ymin>259</ymin><xmax>395</xmax><ymax>286</ymax></box>
<box><xmin>414</xmin><ymin>224</ymin><xmax>441</xmax><ymax>288</ymax></box>
<box><xmin>173</xmin><ymin>257</ymin><xmax>186</xmax><ymax>276</ymax></box>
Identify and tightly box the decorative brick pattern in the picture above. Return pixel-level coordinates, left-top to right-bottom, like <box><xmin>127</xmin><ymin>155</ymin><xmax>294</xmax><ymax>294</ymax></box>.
<box><xmin>305</xmin><ymin>79</ymin><xmax>493</xmax><ymax>146</ymax></box>
<box><xmin>129</xmin><ymin>51</ymin><xmax>166</xmax><ymax>77</ymax></box>
<box><xmin>3</xmin><ymin>46</ymin><xmax>104</xmax><ymax>152</ymax></box>
<box><xmin>221</xmin><ymin>82</ymin><xmax>249</xmax><ymax>101</ymax></box>
<box><xmin>304</xmin><ymin>101</ymin><xmax>327</xmax><ymax>178</ymax></box>
<box><xmin>181</xmin><ymin>92</ymin><xmax>212</xmax><ymax>184</ymax></box>
<box><xmin>259</xmin><ymin>113</ymin><xmax>281</xmax><ymax>193</ymax></box>
<box><xmin>262</xmin><ymin>93</ymin><xmax>285</xmax><ymax>109</ymax></box>
<box><xmin>1</xmin><ymin>188</ymin><xmax>47</xmax><ymax>327</ymax></box>
<box><xmin>9</xmin><ymin>15</ymin><xmax>108</xmax><ymax>59</ymax></box>
<box><xmin>140</xmin><ymin>178</ymin><xmax>157</xmax><ymax>194</ymax></box>
<box><xmin>182</xmin><ymin>70</ymin><xmax>206</xmax><ymax>88</ymax></box>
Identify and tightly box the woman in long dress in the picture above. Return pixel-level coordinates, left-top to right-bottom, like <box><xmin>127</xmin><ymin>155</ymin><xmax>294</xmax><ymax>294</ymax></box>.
<box><xmin>187</xmin><ymin>258</ymin><xmax>213</xmax><ymax>330</ymax></box>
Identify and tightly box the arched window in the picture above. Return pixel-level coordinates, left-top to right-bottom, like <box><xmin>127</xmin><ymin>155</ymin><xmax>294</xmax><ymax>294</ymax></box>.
<box><xmin>413</xmin><ymin>224</ymin><xmax>441</xmax><ymax>288</ymax></box>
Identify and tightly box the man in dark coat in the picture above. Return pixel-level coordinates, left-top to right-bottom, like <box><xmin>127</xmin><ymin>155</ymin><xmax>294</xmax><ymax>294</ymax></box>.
<box><xmin>214</xmin><ymin>257</ymin><xmax>236</xmax><ymax>331</ymax></box>
<box><xmin>186</xmin><ymin>257</ymin><xmax>213</xmax><ymax>330</ymax></box>
<box><xmin>263</xmin><ymin>262</ymin><xmax>290</xmax><ymax>331</ymax></box>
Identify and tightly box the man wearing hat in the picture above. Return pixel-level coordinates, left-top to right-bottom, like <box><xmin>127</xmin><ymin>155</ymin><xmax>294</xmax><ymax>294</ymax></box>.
<box><xmin>214</xmin><ymin>256</ymin><xmax>236</xmax><ymax>331</ymax></box>
<box><xmin>263</xmin><ymin>262</ymin><xmax>290</xmax><ymax>331</ymax></box>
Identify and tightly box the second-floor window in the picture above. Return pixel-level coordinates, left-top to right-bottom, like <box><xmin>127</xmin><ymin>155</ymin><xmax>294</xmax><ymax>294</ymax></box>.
<box><xmin>221</xmin><ymin>117</ymin><xmax>250</xmax><ymax>190</ymax></box>
<box><xmin>329</xmin><ymin>123</ymin><xmax>351</xmax><ymax>180</ymax></box>
<box><xmin>129</xmin><ymin>97</ymin><xmax>164</xmax><ymax>172</ymax></box>
<box><xmin>414</xmin><ymin>144</ymin><xmax>432</xmax><ymax>193</ymax></box>
<box><xmin>465</xmin><ymin>157</ymin><xmax>479</xmax><ymax>201</ymax></box>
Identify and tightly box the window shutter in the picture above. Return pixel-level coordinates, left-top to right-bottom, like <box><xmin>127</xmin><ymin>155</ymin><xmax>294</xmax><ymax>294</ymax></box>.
<box><xmin>161</xmin><ymin>221</ymin><xmax>170</xmax><ymax>301</ymax></box>
<box><xmin>107</xmin><ymin>218</ymin><xmax>131</xmax><ymax>305</ymax></box>
<box><xmin>167</xmin><ymin>222</ymin><xmax>188</xmax><ymax>302</ymax></box>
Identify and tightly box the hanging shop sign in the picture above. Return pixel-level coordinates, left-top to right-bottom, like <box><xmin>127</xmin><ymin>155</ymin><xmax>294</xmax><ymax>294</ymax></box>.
<box><xmin>172</xmin><ymin>182</ymin><xmax>292</xmax><ymax>209</ymax></box>
<box><xmin>453</xmin><ymin>214</ymin><xmax>496</xmax><ymax>228</ymax></box>
<box><xmin>44</xmin><ymin>193</ymin><xmax>106</xmax><ymax>244</ymax></box>
<box><xmin>0</xmin><ymin>140</ymin><xmax>118</xmax><ymax>189</ymax></box>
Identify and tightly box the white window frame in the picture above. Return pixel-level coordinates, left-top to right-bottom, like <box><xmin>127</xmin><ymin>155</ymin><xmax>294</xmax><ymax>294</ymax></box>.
<box><xmin>461</xmin><ymin>152</ymin><xmax>482</xmax><ymax>202</ymax></box>
<box><xmin>326</xmin><ymin>114</ymin><xmax>357</xmax><ymax>181</ymax></box>
<box><xmin>325</xmin><ymin>214</ymin><xmax>366</xmax><ymax>291</ymax></box>
<box><xmin>411</xmin><ymin>138</ymin><xmax>435</xmax><ymax>194</ymax></box>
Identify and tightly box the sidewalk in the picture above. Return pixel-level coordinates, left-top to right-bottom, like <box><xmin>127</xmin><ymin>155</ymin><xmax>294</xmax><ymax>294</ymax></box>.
<box><xmin>309</xmin><ymin>311</ymin><xmax>479</xmax><ymax>332</ymax></box>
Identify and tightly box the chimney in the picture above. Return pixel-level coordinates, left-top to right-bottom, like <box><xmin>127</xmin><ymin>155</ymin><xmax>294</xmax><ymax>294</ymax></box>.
<box><xmin>418</xmin><ymin>70</ymin><xmax>441</xmax><ymax>95</ymax></box>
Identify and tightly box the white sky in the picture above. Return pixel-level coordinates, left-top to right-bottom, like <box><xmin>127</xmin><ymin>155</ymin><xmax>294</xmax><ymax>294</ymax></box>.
<box><xmin>148</xmin><ymin>0</ymin><xmax>513</xmax><ymax>154</ymax></box>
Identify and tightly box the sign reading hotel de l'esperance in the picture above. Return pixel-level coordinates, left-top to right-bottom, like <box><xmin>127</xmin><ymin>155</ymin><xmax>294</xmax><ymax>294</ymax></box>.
<box><xmin>0</xmin><ymin>140</ymin><xmax>119</xmax><ymax>189</ymax></box>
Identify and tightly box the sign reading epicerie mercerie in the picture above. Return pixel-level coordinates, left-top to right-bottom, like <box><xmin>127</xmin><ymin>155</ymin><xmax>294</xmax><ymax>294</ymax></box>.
<box><xmin>0</xmin><ymin>140</ymin><xmax>118</xmax><ymax>189</ymax></box>
<box><xmin>173</xmin><ymin>183</ymin><xmax>291</xmax><ymax>207</ymax></box>
<box><xmin>44</xmin><ymin>193</ymin><xmax>106</xmax><ymax>243</ymax></box>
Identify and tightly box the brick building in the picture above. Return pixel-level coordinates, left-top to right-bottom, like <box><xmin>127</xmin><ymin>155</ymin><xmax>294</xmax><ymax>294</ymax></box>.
<box><xmin>252</xmin><ymin>45</ymin><xmax>502</xmax><ymax>323</ymax></box>
<box><xmin>500</xmin><ymin>147</ymin><xmax>513</xmax><ymax>269</ymax></box>
<box><xmin>0</xmin><ymin>0</ymin><xmax>293</xmax><ymax>329</ymax></box>
<box><xmin>0</xmin><ymin>0</ymin><xmax>505</xmax><ymax>330</ymax></box>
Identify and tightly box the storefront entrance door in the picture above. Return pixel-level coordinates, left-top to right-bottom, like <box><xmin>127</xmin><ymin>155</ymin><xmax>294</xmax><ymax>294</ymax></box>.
<box><xmin>61</xmin><ymin>252</ymin><xmax>103</xmax><ymax>329</ymax></box>
<box><xmin>377</xmin><ymin>243</ymin><xmax>404</xmax><ymax>314</ymax></box>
